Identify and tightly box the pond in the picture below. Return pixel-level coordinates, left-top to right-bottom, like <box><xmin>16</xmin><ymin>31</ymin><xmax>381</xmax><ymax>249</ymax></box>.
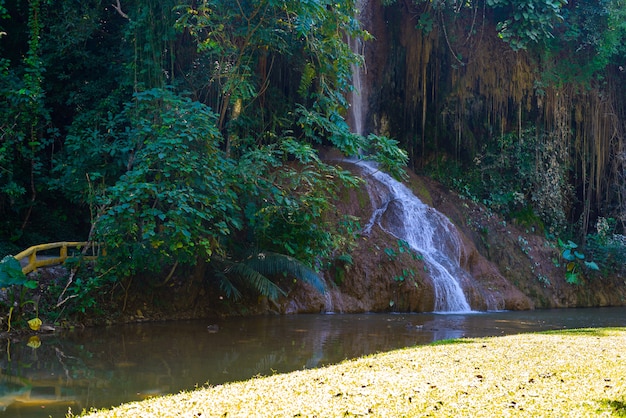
<box><xmin>1</xmin><ymin>307</ymin><xmax>625</xmax><ymax>417</ymax></box>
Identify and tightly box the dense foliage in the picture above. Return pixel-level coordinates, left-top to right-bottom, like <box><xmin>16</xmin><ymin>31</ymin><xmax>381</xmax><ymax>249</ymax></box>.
<box><xmin>0</xmin><ymin>0</ymin><xmax>407</xmax><ymax>319</ymax></box>
<box><xmin>378</xmin><ymin>0</ymin><xmax>626</xmax><ymax>240</ymax></box>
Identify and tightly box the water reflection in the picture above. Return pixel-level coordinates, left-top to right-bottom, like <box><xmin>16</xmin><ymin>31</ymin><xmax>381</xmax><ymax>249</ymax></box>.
<box><xmin>1</xmin><ymin>307</ymin><xmax>625</xmax><ymax>417</ymax></box>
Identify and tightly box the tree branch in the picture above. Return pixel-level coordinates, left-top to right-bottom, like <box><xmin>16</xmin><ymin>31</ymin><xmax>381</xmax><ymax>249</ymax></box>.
<box><xmin>112</xmin><ymin>0</ymin><xmax>129</xmax><ymax>20</ymax></box>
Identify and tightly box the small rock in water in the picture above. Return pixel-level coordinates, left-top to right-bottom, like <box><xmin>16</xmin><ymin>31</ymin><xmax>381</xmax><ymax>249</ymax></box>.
<box><xmin>40</xmin><ymin>324</ymin><xmax>56</xmax><ymax>333</ymax></box>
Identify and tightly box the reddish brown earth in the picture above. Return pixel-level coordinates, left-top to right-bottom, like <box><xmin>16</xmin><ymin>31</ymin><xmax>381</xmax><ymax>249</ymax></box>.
<box><xmin>284</xmin><ymin>162</ymin><xmax>533</xmax><ymax>314</ymax></box>
<box><xmin>284</xmin><ymin>161</ymin><xmax>626</xmax><ymax>315</ymax></box>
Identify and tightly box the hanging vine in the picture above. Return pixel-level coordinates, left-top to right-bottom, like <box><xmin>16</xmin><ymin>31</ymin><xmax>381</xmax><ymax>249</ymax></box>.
<box><xmin>377</xmin><ymin>0</ymin><xmax>626</xmax><ymax>235</ymax></box>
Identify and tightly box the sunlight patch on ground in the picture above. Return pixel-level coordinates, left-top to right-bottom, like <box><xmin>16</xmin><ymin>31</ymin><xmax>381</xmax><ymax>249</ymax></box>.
<box><xmin>76</xmin><ymin>328</ymin><xmax>626</xmax><ymax>417</ymax></box>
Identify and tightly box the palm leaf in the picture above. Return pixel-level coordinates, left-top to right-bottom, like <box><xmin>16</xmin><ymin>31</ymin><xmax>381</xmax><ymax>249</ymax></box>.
<box><xmin>214</xmin><ymin>270</ymin><xmax>243</xmax><ymax>301</ymax></box>
<box><xmin>244</xmin><ymin>251</ymin><xmax>326</xmax><ymax>294</ymax></box>
<box><xmin>211</xmin><ymin>250</ymin><xmax>326</xmax><ymax>302</ymax></box>
<box><xmin>227</xmin><ymin>261</ymin><xmax>286</xmax><ymax>301</ymax></box>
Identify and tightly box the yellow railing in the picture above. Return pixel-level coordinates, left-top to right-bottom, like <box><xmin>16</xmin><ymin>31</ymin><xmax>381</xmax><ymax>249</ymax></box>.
<box><xmin>14</xmin><ymin>242</ymin><xmax>101</xmax><ymax>274</ymax></box>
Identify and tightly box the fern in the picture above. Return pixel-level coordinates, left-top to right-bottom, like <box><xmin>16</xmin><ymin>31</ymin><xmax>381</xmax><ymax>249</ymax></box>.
<box><xmin>298</xmin><ymin>62</ymin><xmax>316</xmax><ymax>98</ymax></box>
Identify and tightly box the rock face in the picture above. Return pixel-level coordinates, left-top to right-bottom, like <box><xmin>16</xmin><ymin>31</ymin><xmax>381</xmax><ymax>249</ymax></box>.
<box><xmin>283</xmin><ymin>161</ymin><xmax>534</xmax><ymax>314</ymax></box>
<box><xmin>283</xmin><ymin>159</ymin><xmax>626</xmax><ymax>314</ymax></box>
<box><xmin>423</xmin><ymin>176</ymin><xmax>626</xmax><ymax>309</ymax></box>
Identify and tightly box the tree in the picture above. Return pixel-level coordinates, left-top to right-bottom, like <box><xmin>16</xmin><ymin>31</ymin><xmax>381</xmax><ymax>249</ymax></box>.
<box><xmin>93</xmin><ymin>88</ymin><xmax>238</xmax><ymax>278</ymax></box>
<box><xmin>174</xmin><ymin>0</ymin><xmax>365</xmax><ymax>156</ymax></box>
<box><xmin>487</xmin><ymin>0</ymin><xmax>567</xmax><ymax>51</ymax></box>
<box><xmin>0</xmin><ymin>0</ymin><xmax>58</xmax><ymax>247</ymax></box>
<box><xmin>383</xmin><ymin>0</ymin><xmax>568</xmax><ymax>51</ymax></box>
<box><xmin>52</xmin><ymin>0</ymin><xmax>407</xmax><ymax>304</ymax></box>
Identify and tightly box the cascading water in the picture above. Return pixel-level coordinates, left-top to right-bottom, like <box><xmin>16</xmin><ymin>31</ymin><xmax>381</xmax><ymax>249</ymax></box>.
<box><xmin>358</xmin><ymin>161</ymin><xmax>473</xmax><ymax>313</ymax></box>
<box><xmin>347</xmin><ymin>0</ymin><xmax>370</xmax><ymax>136</ymax></box>
<box><xmin>345</xmin><ymin>2</ymin><xmax>472</xmax><ymax>312</ymax></box>
<box><xmin>348</xmin><ymin>37</ymin><xmax>364</xmax><ymax>135</ymax></box>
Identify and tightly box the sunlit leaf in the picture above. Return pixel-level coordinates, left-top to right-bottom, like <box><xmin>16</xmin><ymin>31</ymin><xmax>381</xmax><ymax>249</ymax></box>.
<box><xmin>562</xmin><ymin>249</ymin><xmax>575</xmax><ymax>261</ymax></box>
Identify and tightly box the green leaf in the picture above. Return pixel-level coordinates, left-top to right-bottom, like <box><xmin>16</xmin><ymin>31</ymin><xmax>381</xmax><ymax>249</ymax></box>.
<box><xmin>227</xmin><ymin>262</ymin><xmax>286</xmax><ymax>301</ymax></box>
<box><xmin>284</xmin><ymin>242</ymin><xmax>295</xmax><ymax>255</ymax></box>
<box><xmin>0</xmin><ymin>256</ymin><xmax>28</xmax><ymax>287</ymax></box>
<box><xmin>24</xmin><ymin>280</ymin><xmax>38</xmax><ymax>289</ymax></box>
<box><xmin>216</xmin><ymin>274</ymin><xmax>243</xmax><ymax>300</ymax></box>
<box><xmin>562</xmin><ymin>249</ymin><xmax>575</xmax><ymax>261</ymax></box>
<box><xmin>246</xmin><ymin>251</ymin><xmax>325</xmax><ymax>294</ymax></box>
<box><xmin>565</xmin><ymin>271</ymin><xmax>580</xmax><ymax>285</ymax></box>
<box><xmin>584</xmin><ymin>261</ymin><xmax>600</xmax><ymax>271</ymax></box>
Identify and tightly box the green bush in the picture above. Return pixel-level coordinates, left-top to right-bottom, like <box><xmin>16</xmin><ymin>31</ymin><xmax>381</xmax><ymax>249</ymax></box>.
<box><xmin>586</xmin><ymin>218</ymin><xmax>626</xmax><ymax>276</ymax></box>
<box><xmin>426</xmin><ymin>127</ymin><xmax>571</xmax><ymax>234</ymax></box>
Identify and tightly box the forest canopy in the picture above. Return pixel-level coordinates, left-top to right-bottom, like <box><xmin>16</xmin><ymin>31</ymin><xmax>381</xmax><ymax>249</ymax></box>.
<box><xmin>0</xmin><ymin>0</ymin><xmax>408</xmax><ymax>311</ymax></box>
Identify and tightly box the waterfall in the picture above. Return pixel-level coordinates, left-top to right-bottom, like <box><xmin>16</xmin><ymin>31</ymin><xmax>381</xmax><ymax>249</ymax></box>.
<box><xmin>348</xmin><ymin>35</ymin><xmax>365</xmax><ymax>135</ymax></box>
<box><xmin>358</xmin><ymin>161</ymin><xmax>473</xmax><ymax>313</ymax></box>
<box><xmin>323</xmin><ymin>290</ymin><xmax>334</xmax><ymax>313</ymax></box>
<box><xmin>347</xmin><ymin>0</ymin><xmax>370</xmax><ymax>136</ymax></box>
<box><xmin>344</xmin><ymin>2</ymin><xmax>475</xmax><ymax>313</ymax></box>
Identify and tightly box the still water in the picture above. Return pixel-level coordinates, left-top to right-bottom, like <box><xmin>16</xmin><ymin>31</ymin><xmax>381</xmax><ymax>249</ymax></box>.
<box><xmin>1</xmin><ymin>307</ymin><xmax>625</xmax><ymax>417</ymax></box>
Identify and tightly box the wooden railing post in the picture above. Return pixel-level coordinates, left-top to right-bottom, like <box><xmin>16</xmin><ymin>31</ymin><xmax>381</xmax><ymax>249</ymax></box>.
<box><xmin>29</xmin><ymin>251</ymin><xmax>37</xmax><ymax>271</ymax></box>
<box><xmin>60</xmin><ymin>244</ymin><xmax>68</xmax><ymax>261</ymax></box>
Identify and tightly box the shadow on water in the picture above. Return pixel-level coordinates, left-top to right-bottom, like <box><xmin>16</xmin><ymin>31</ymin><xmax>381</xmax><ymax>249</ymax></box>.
<box><xmin>1</xmin><ymin>307</ymin><xmax>625</xmax><ymax>417</ymax></box>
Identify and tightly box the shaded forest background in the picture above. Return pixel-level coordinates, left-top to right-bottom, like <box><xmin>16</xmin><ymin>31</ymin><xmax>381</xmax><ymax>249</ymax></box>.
<box><xmin>1</xmin><ymin>0</ymin><xmax>625</xmax><ymax>321</ymax></box>
<box><xmin>368</xmin><ymin>0</ymin><xmax>626</xmax><ymax>239</ymax></box>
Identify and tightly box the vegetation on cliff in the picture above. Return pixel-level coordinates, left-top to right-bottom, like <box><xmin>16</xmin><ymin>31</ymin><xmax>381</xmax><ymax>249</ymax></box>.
<box><xmin>0</xmin><ymin>0</ymin><xmax>406</xmax><ymax>325</ymax></box>
<box><xmin>374</xmin><ymin>0</ymin><xmax>626</xmax><ymax>241</ymax></box>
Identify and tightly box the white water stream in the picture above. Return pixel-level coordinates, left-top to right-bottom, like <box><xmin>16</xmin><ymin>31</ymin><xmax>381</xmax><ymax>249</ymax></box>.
<box><xmin>347</xmin><ymin>2</ymin><xmax>472</xmax><ymax>312</ymax></box>
<box><xmin>347</xmin><ymin>0</ymin><xmax>370</xmax><ymax>135</ymax></box>
<box><xmin>358</xmin><ymin>161</ymin><xmax>473</xmax><ymax>312</ymax></box>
